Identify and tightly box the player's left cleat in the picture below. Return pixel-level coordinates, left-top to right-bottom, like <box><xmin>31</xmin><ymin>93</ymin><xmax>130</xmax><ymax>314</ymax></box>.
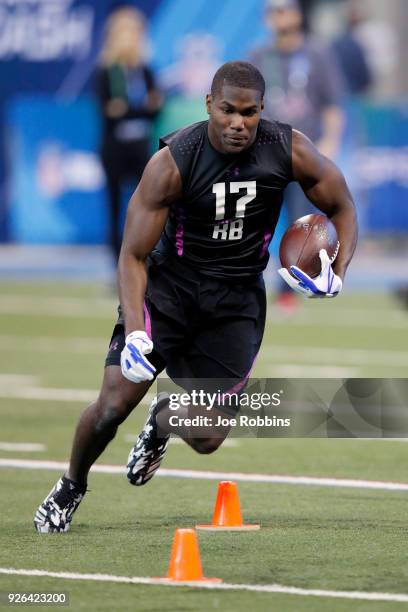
<box><xmin>127</xmin><ymin>393</ymin><xmax>170</xmax><ymax>486</ymax></box>
<box><xmin>34</xmin><ymin>476</ymin><xmax>86</xmax><ymax>533</ymax></box>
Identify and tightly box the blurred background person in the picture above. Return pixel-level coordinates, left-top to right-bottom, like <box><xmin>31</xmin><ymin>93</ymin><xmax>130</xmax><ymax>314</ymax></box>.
<box><xmin>159</xmin><ymin>32</ymin><xmax>221</xmax><ymax>98</ymax></box>
<box><xmin>97</xmin><ymin>5</ymin><xmax>163</xmax><ymax>264</ymax></box>
<box><xmin>250</xmin><ymin>0</ymin><xmax>345</xmax><ymax>313</ymax></box>
<box><xmin>331</xmin><ymin>2</ymin><xmax>372</xmax><ymax>96</ymax></box>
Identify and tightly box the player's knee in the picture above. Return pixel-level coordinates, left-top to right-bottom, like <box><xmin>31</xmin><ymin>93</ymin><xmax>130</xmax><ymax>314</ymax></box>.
<box><xmin>94</xmin><ymin>404</ymin><xmax>123</xmax><ymax>434</ymax></box>
<box><xmin>94</xmin><ymin>392</ymin><xmax>134</xmax><ymax>433</ymax></box>
<box><xmin>190</xmin><ymin>438</ymin><xmax>223</xmax><ymax>455</ymax></box>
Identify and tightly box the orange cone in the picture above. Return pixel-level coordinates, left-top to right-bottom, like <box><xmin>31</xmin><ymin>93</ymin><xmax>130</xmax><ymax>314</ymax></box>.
<box><xmin>196</xmin><ymin>481</ymin><xmax>260</xmax><ymax>531</ymax></box>
<box><xmin>160</xmin><ymin>529</ymin><xmax>221</xmax><ymax>582</ymax></box>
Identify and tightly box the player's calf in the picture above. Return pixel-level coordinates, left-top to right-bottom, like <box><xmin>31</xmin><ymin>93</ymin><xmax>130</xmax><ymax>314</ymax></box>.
<box><xmin>67</xmin><ymin>368</ymin><xmax>151</xmax><ymax>485</ymax></box>
<box><xmin>186</xmin><ymin>437</ymin><xmax>225</xmax><ymax>454</ymax></box>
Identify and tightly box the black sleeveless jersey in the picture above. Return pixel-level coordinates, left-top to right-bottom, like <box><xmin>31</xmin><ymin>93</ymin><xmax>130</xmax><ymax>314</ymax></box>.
<box><xmin>157</xmin><ymin>119</ymin><xmax>293</xmax><ymax>279</ymax></box>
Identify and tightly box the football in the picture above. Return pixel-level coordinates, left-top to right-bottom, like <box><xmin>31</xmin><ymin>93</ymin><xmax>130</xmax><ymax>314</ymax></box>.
<box><xmin>279</xmin><ymin>214</ymin><xmax>339</xmax><ymax>278</ymax></box>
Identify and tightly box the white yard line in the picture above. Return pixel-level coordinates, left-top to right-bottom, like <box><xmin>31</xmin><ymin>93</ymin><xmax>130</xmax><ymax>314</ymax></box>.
<box><xmin>123</xmin><ymin>434</ymin><xmax>239</xmax><ymax>448</ymax></box>
<box><xmin>0</xmin><ymin>375</ymin><xmax>101</xmax><ymax>403</ymax></box>
<box><xmin>0</xmin><ymin>386</ymin><xmax>154</xmax><ymax>404</ymax></box>
<box><xmin>1</xmin><ymin>458</ymin><xmax>407</xmax><ymax>492</ymax></box>
<box><xmin>0</xmin><ymin>291</ymin><xmax>404</xmax><ymax>319</ymax></box>
<box><xmin>0</xmin><ymin>386</ymin><xmax>98</xmax><ymax>402</ymax></box>
<box><xmin>263</xmin><ymin>365</ymin><xmax>358</xmax><ymax>377</ymax></box>
<box><xmin>267</xmin><ymin>309</ymin><xmax>408</xmax><ymax>330</ymax></box>
<box><xmin>0</xmin><ymin>374</ymin><xmax>40</xmax><ymax>385</ymax></box>
<box><xmin>1</xmin><ymin>334</ymin><xmax>408</xmax><ymax>369</ymax></box>
<box><xmin>170</xmin><ymin>437</ymin><xmax>239</xmax><ymax>448</ymax></box>
<box><xmin>0</xmin><ymin>295</ymin><xmax>114</xmax><ymax>319</ymax></box>
<box><xmin>0</xmin><ymin>292</ymin><xmax>407</xmax><ymax>328</ymax></box>
<box><xmin>263</xmin><ymin>346</ymin><xmax>408</xmax><ymax>367</ymax></box>
<box><xmin>0</xmin><ymin>335</ymin><xmax>106</xmax><ymax>353</ymax></box>
<box><xmin>0</xmin><ymin>443</ymin><xmax>45</xmax><ymax>452</ymax></box>
<box><xmin>0</xmin><ymin>568</ymin><xmax>407</xmax><ymax>603</ymax></box>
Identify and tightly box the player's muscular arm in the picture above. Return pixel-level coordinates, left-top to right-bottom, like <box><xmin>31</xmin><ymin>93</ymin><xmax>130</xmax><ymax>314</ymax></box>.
<box><xmin>292</xmin><ymin>129</ymin><xmax>358</xmax><ymax>280</ymax></box>
<box><xmin>118</xmin><ymin>147</ymin><xmax>182</xmax><ymax>335</ymax></box>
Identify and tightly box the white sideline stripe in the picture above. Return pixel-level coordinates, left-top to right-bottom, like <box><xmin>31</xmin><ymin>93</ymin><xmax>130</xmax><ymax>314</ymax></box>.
<box><xmin>1</xmin><ymin>333</ymin><xmax>407</xmax><ymax>370</ymax></box>
<box><xmin>0</xmin><ymin>386</ymin><xmax>98</xmax><ymax>402</ymax></box>
<box><xmin>0</xmin><ymin>568</ymin><xmax>407</xmax><ymax>603</ymax></box>
<box><xmin>0</xmin><ymin>442</ymin><xmax>45</xmax><ymax>452</ymax></box>
<box><xmin>0</xmin><ymin>335</ymin><xmax>106</xmax><ymax>354</ymax></box>
<box><xmin>265</xmin><ymin>365</ymin><xmax>358</xmax><ymax>377</ymax></box>
<box><xmin>1</xmin><ymin>458</ymin><xmax>408</xmax><ymax>492</ymax></box>
<box><xmin>365</xmin><ymin>438</ymin><xmax>408</xmax><ymax>443</ymax></box>
<box><xmin>264</xmin><ymin>346</ymin><xmax>408</xmax><ymax>367</ymax></box>
<box><xmin>0</xmin><ymin>374</ymin><xmax>39</xmax><ymax>385</ymax></box>
<box><xmin>0</xmin><ymin>386</ymin><xmax>154</xmax><ymax>404</ymax></box>
<box><xmin>1</xmin><ymin>292</ymin><xmax>407</xmax><ymax>328</ymax></box>
<box><xmin>171</xmin><ymin>437</ymin><xmax>239</xmax><ymax>448</ymax></box>
<box><xmin>267</xmin><ymin>310</ymin><xmax>408</xmax><ymax>330</ymax></box>
<box><xmin>123</xmin><ymin>434</ymin><xmax>239</xmax><ymax>448</ymax></box>
<box><xmin>0</xmin><ymin>295</ymin><xmax>114</xmax><ymax>318</ymax></box>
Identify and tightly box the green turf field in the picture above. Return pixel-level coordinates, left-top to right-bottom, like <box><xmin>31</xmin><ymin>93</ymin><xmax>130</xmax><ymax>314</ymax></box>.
<box><xmin>0</xmin><ymin>281</ymin><xmax>407</xmax><ymax>611</ymax></box>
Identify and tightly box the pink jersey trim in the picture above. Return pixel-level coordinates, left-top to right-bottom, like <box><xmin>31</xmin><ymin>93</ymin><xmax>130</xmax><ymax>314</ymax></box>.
<box><xmin>260</xmin><ymin>229</ymin><xmax>272</xmax><ymax>258</ymax></box>
<box><xmin>175</xmin><ymin>223</ymin><xmax>184</xmax><ymax>256</ymax></box>
<box><xmin>143</xmin><ymin>302</ymin><xmax>152</xmax><ymax>340</ymax></box>
<box><xmin>221</xmin><ymin>352</ymin><xmax>259</xmax><ymax>399</ymax></box>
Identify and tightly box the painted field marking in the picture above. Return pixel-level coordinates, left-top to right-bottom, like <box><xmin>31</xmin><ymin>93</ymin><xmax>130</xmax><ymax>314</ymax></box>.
<box><xmin>0</xmin><ymin>386</ymin><xmax>154</xmax><ymax>405</ymax></box>
<box><xmin>0</xmin><ymin>378</ymin><xmax>94</xmax><ymax>403</ymax></box>
<box><xmin>123</xmin><ymin>434</ymin><xmax>239</xmax><ymax>448</ymax></box>
<box><xmin>0</xmin><ymin>291</ymin><xmax>407</xmax><ymax>328</ymax></box>
<box><xmin>0</xmin><ymin>295</ymin><xmax>114</xmax><ymax>319</ymax></box>
<box><xmin>0</xmin><ymin>443</ymin><xmax>45</xmax><ymax>452</ymax></box>
<box><xmin>0</xmin><ymin>568</ymin><xmax>407</xmax><ymax>603</ymax></box>
<box><xmin>0</xmin><ymin>386</ymin><xmax>98</xmax><ymax>403</ymax></box>
<box><xmin>264</xmin><ymin>365</ymin><xmax>358</xmax><ymax>377</ymax></box>
<box><xmin>1</xmin><ymin>458</ymin><xmax>408</xmax><ymax>492</ymax></box>
<box><xmin>2</xmin><ymin>334</ymin><xmax>408</xmax><ymax>369</ymax></box>
<box><xmin>170</xmin><ymin>437</ymin><xmax>239</xmax><ymax>448</ymax></box>
<box><xmin>267</xmin><ymin>308</ymin><xmax>408</xmax><ymax>330</ymax></box>
<box><xmin>0</xmin><ymin>374</ymin><xmax>40</xmax><ymax>385</ymax></box>
<box><xmin>0</xmin><ymin>335</ymin><xmax>106</xmax><ymax>354</ymax></box>
<box><xmin>263</xmin><ymin>346</ymin><xmax>408</xmax><ymax>367</ymax></box>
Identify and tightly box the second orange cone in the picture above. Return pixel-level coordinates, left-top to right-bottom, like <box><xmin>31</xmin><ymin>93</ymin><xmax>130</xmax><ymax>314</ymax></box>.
<box><xmin>196</xmin><ymin>481</ymin><xmax>260</xmax><ymax>531</ymax></box>
<box><xmin>160</xmin><ymin>528</ymin><xmax>221</xmax><ymax>582</ymax></box>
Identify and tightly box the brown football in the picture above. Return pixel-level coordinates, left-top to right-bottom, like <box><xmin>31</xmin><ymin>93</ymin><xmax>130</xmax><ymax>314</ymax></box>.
<box><xmin>279</xmin><ymin>214</ymin><xmax>339</xmax><ymax>278</ymax></box>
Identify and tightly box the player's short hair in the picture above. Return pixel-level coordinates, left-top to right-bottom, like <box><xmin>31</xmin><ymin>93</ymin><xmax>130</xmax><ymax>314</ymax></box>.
<box><xmin>211</xmin><ymin>61</ymin><xmax>265</xmax><ymax>99</ymax></box>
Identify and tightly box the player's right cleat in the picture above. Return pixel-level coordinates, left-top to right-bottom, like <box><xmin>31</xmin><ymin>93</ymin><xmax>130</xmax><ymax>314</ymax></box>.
<box><xmin>127</xmin><ymin>393</ymin><xmax>170</xmax><ymax>486</ymax></box>
<box><xmin>34</xmin><ymin>476</ymin><xmax>86</xmax><ymax>533</ymax></box>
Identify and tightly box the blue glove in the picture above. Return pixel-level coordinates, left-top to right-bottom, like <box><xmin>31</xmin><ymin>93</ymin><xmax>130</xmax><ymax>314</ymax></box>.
<box><xmin>278</xmin><ymin>248</ymin><xmax>342</xmax><ymax>298</ymax></box>
<box><xmin>120</xmin><ymin>331</ymin><xmax>156</xmax><ymax>383</ymax></box>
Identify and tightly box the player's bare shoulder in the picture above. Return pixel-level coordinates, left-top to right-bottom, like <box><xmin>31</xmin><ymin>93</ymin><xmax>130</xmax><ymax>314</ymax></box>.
<box><xmin>139</xmin><ymin>146</ymin><xmax>183</xmax><ymax>208</ymax></box>
<box><xmin>292</xmin><ymin>128</ymin><xmax>316</xmax><ymax>156</ymax></box>
<box><xmin>291</xmin><ymin>129</ymin><xmax>325</xmax><ymax>184</ymax></box>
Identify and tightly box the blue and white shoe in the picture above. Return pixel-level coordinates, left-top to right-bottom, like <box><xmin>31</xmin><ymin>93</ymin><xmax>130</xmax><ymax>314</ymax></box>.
<box><xmin>127</xmin><ymin>393</ymin><xmax>170</xmax><ymax>486</ymax></box>
<box><xmin>34</xmin><ymin>476</ymin><xmax>86</xmax><ymax>533</ymax></box>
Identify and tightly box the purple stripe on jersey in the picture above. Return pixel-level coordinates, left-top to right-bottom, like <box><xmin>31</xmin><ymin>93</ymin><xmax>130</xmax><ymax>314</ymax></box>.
<box><xmin>260</xmin><ymin>229</ymin><xmax>272</xmax><ymax>258</ymax></box>
<box><xmin>175</xmin><ymin>222</ymin><xmax>184</xmax><ymax>256</ymax></box>
<box><xmin>220</xmin><ymin>352</ymin><xmax>259</xmax><ymax>401</ymax></box>
<box><xmin>143</xmin><ymin>302</ymin><xmax>152</xmax><ymax>340</ymax></box>
<box><xmin>174</xmin><ymin>206</ymin><xmax>185</xmax><ymax>257</ymax></box>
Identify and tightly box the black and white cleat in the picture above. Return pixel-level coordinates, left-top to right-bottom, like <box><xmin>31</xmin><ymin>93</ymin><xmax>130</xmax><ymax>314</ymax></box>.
<box><xmin>127</xmin><ymin>393</ymin><xmax>170</xmax><ymax>486</ymax></box>
<box><xmin>34</xmin><ymin>476</ymin><xmax>86</xmax><ymax>533</ymax></box>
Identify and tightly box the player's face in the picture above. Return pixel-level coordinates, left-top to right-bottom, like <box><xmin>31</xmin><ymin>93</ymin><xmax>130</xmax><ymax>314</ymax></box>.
<box><xmin>206</xmin><ymin>86</ymin><xmax>264</xmax><ymax>154</ymax></box>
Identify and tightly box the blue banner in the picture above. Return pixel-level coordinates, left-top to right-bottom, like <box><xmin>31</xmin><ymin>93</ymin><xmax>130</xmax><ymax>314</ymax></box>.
<box><xmin>0</xmin><ymin>0</ymin><xmax>161</xmax><ymax>240</ymax></box>
<box><xmin>0</xmin><ymin>0</ymin><xmax>407</xmax><ymax>244</ymax></box>
<box><xmin>7</xmin><ymin>96</ymin><xmax>107</xmax><ymax>243</ymax></box>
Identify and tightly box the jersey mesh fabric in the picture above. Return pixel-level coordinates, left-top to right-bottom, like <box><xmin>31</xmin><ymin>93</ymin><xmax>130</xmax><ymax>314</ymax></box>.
<box><xmin>157</xmin><ymin>119</ymin><xmax>293</xmax><ymax>279</ymax></box>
